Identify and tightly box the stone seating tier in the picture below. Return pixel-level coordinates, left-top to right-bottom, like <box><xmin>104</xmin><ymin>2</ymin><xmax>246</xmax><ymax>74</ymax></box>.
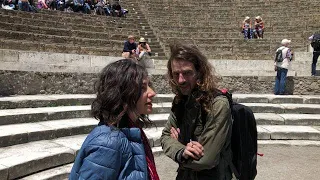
<box><xmin>0</xmin><ymin>6</ymin><xmax>167</xmax><ymax>58</ymax></box>
<box><xmin>0</xmin><ymin>9</ymin><xmax>146</xmax><ymax>25</ymax></box>
<box><xmin>0</xmin><ymin>39</ymin><xmax>166</xmax><ymax>58</ymax></box>
<box><xmin>157</xmin><ymin>31</ymin><xmax>310</xmax><ymax>39</ymax></box>
<box><xmin>0</xmin><ymin>94</ymin><xmax>320</xmax><ymax>179</ymax></box>
<box><xmin>0</xmin><ymin>13</ymin><xmax>142</xmax><ymax>30</ymax></box>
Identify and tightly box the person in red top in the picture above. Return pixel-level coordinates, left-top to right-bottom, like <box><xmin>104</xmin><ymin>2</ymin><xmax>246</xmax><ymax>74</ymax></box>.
<box><xmin>254</xmin><ymin>16</ymin><xmax>264</xmax><ymax>39</ymax></box>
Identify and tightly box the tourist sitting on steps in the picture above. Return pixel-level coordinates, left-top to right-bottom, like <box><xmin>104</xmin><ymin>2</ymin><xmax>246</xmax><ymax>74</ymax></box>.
<box><xmin>69</xmin><ymin>59</ymin><xmax>160</xmax><ymax>180</ymax></box>
<box><xmin>136</xmin><ymin>37</ymin><xmax>152</xmax><ymax>58</ymax></box>
<box><xmin>253</xmin><ymin>16</ymin><xmax>264</xmax><ymax>39</ymax></box>
<box><xmin>136</xmin><ymin>37</ymin><xmax>152</xmax><ymax>68</ymax></box>
<box><xmin>242</xmin><ymin>16</ymin><xmax>252</xmax><ymax>39</ymax></box>
<box><xmin>94</xmin><ymin>0</ymin><xmax>106</xmax><ymax>15</ymax></box>
<box><xmin>122</xmin><ymin>35</ymin><xmax>138</xmax><ymax>59</ymax></box>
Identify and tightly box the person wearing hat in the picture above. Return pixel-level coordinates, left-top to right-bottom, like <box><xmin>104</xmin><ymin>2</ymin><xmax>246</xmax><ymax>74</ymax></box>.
<box><xmin>241</xmin><ymin>16</ymin><xmax>252</xmax><ymax>39</ymax></box>
<box><xmin>136</xmin><ymin>37</ymin><xmax>152</xmax><ymax>58</ymax></box>
<box><xmin>254</xmin><ymin>16</ymin><xmax>264</xmax><ymax>39</ymax></box>
<box><xmin>122</xmin><ymin>35</ymin><xmax>137</xmax><ymax>59</ymax></box>
<box><xmin>274</xmin><ymin>39</ymin><xmax>293</xmax><ymax>95</ymax></box>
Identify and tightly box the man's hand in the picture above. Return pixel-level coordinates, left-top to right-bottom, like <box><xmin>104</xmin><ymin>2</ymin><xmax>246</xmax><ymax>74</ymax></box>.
<box><xmin>182</xmin><ymin>141</ymin><xmax>204</xmax><ymax>160</ymax></box>
<box><xmin>170</xmin><ymin>127</ymin><xmax>180</xmax><ymax>139</ymax></box>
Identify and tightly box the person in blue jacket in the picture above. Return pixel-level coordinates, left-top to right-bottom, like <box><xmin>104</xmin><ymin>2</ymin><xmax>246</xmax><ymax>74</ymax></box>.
<box><xmin>69</xmin><ymin>59</ymin><xmax>160</xmax><ymax>180</ymax></box>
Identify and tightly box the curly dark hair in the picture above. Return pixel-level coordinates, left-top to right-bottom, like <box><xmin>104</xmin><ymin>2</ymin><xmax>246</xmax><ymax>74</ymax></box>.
<box><xmin>91</xmin><ymin>59</ymin><xmax>152</xmax><ymax>127</ymax></box>
<box><xmin>167</xmin><ymin>42</ymin><xmax>220</xmax><ymax>112</ymax></box>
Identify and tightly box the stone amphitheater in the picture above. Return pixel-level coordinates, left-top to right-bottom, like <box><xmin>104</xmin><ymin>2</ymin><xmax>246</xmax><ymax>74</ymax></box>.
<box><xmin>0</xmin><ymin>0</ymin><xmax>320</xmax><ymax>179</ymax></box>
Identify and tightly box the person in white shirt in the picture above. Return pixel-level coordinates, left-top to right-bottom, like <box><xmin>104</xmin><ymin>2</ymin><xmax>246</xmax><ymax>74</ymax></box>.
<box><xmin>274</xmin><ymin>39</ymin><xmax>293</xmax><ymax>95</ymax></box>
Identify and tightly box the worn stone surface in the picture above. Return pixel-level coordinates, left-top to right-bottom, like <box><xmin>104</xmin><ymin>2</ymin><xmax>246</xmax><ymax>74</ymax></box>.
<box><xmin>1</xmin><ymin>70</ymin><xmax>320</xmax><ymax>96</ymax></box>
<box><xmin>257</xmin><ymin>126</ymin><xmax>271</xmax><ymax>140</ymax></box>
<box><xmin>261</xmin><ymin>125</ymin><xmax>320</xmax><ymax>140</ymax></box>
<box><xmin>20</xmin><ymin>163</ymin><xmax>73</xmax><ymax>180</ymax></box>
<box><xmin>0</xmin><ymin>141</ymin><xmax>75</xmax><ymax>179</ymax></box>
<box><xmin>281</xmin><ymin>104</ymin><xmax>320</xmax><ymax>114</ymax></box>
<box><xmin>52</xmin><ymin>135</ymin><xmax>87</xmax><ymax>155</ymax></box>
<box><xmin>269</xmin><ymin>96</ymin><xmax>304</xmax><ymax>104</ymax></box>
<box><xmin>255</xmin><ymin>113</ymin><xmax>285</xmax><ymax>125</ymax></box>
<box><xmin>280</xmin><ymin>114</ymin><xmax>320</xmax><ymax>126</ymax></box>
<box><xmin>0</xmin><ymin>118</ymin><xmax>96</xmax><ymax>147</ymax></box>
<box><xmin>0</xmin><ymin>94</ymin><xmax>94</xmax><ymax>109</ymax></box>
<box><xmin>0</xmin><ymin>106</ymin><xmax>91</xmax><ymax>125</ymax></box>
<box><xmin>0</xmin><ymin>164</ymin><xmax>8</xmax><ymax>180</ymax></box>
<box><xmin>242</xmin><ymin>103</ymin><xmax>286</xmax><ymax>113</ymax></box>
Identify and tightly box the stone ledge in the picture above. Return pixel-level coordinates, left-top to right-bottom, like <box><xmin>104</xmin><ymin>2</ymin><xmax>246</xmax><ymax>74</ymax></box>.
<box><xmin>0</xmin><ymin>118</ymin><xmax>96</xmax><ymax>147</ymax></box>
<box><xmin>1</xmin><ymin>70</ymin><xmax>320</xmax><ymax>96</ymax></box>
<box><xmin>0</xmin><ymin>105</ymin><xmax>91</xmax><ymax>125</ymax></box>
<box><xmin>0</xmin><ymin>140</ymin><xmax>76</xmax><ymax>179</ymax></box>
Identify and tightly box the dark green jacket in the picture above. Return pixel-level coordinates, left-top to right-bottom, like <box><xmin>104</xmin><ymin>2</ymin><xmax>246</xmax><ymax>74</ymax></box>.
<box><xmin>160</xmin><ymin>92</ymin><xmax>233</xmax><ymax>180</ymax></box>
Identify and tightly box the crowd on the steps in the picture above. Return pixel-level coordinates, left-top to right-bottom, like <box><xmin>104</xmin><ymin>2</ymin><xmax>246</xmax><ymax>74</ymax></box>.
<box><xmin>1</xmin><ymin>0</ymin><xmax>128</xmax><ymax>16</ymax></box>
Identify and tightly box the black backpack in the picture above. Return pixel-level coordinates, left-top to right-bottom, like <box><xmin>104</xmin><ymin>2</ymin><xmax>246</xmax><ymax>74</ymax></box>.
<box><xmin>311</xmin><ymin>33</ymin><xmax>320</xmax><ymax>51</ymax></box>
<box><xmin>275</xmin><ymin>48</ymin><xmax>284</xmax><ymax>62</ymax></box>
<box><xmin>202</xmin><ymin>90</ymin><xmax>258</xmax><ymax>180</ymax></box>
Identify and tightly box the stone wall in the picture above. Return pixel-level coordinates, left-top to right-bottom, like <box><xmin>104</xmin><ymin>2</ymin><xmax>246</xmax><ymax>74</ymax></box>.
<box><xmin>1</xmin><ymin>70</ymin><xmax>319</xmax><ymax>96</ymax></box>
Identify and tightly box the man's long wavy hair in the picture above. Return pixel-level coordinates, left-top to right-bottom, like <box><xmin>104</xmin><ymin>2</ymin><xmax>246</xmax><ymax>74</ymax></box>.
<box><xmin>91</xmin><ymin>59</ymin><xmax>152</xmax><ymax>127</ymax></box>
<box><xmin>167</xmin><ymin>42</ymin><xmax>220</xmax><ymax>113</ymax></box>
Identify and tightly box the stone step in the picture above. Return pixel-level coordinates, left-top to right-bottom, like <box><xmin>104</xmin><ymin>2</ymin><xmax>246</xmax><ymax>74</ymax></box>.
<box><xmin>151</xmin><ymin>102</ymin><xmax>320</xmax><ymax>114</ymax></box>
<box><xmin>0</xmin><ymin>9</ymin><xmax>143</xmax><ymax>27</ymax></box>
<box><xmin>1</xmin><ymin>94</ymin><xmax>319</xmax><ymax>109</ymax></box>
<box><xmin>145</xmin><ymin>125</ymin><xmax>320</xmax><ymax>141</ymax></box>
<box><xmin>0</xmin><ymin>29</ymin><xmax>123</xmax><ymax>48</ymax></box>
<box><xmin>243</xmin><ymin>103</ymin><xmax>320</xmax><ymax>114</ymax></box>
<box><xmin>0</xmin><ymin>38</ymin><xmax>164</xmax><ymax>57</ymax></box>
<box><xmin>233</xmin><ymin>94</ymin><xmax>320</xmax><ymax>104</ymax></box>
<box><xmin>0</xmin><ymin>118</ymin><xmax>97</xmax><ymax>147</ymax></box>
<box><xmin>0</xmin><ymin>135</ymin><xmax>82</xmax><ymax>179</ymax></box>
<box><xmin>158</xmin><ymin>31</ymin><xmax>308</xmax><ymax>39</ymax></box>
<box><xmin>149</xmin><ymin>113</ymin><xmax>320</xmax><ymax>127</ymax></box>
<box><xmin>0</xmin><ymin>131</ymin><xmax>163</xmax><ymax>179</ymax></box>
<box><xmin>0</xmin><ymin>94</ymin><xmax>95</xmax><ymax>109</ymax></box>
<box><xmin>0</xmin><ymin>105</ymin><xmax>91</xmax><ymax>125</ymax></box>
<box><xmin>0</xmin><ymin>22</ymin><xmax>135</xmax><ymax>42</ymax></box>
<box><xmin>0</xmin><ymin>15</ymin><xmax>140</xmax><ymax>35</ymax></box>
<box><xmin>17</xmin><ymin>138</ymin><xmax>320</xmax><ymax>179</ymax></box>
<box><xmin>19</xmin><ymin>163</ymin><xmax>73</xmax><ymax>180</ymax></box>
<box><xmin>1</xmin><ymin>126</ymin><xmax>319</xmax><ymax>179</ymax></box>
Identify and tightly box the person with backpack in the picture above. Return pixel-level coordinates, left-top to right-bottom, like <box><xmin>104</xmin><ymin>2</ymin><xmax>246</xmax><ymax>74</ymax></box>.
<box><xmin>160</xmin><ymin>42</ymin><xmax>233</xmax><ymax>180</ymax></box>
<box><xmin>309</xmin><ymin>32</ymin><xmax>320</xmax><ymax>76</ymax></box>
<box><xmin>274</xmin><ymin>39</ymin><xmax>293</xmax><ymax>95</ymax></box>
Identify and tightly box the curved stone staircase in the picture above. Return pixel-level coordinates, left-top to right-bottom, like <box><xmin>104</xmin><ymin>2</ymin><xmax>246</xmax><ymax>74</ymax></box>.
<box><xmin>0</xmin><ymin>94</ymin><xmax>320</xmax><ymax>179</ymax></box>
<box><xmin>0</xmin><ymin>4</ymin><xmax>166</xmax><ymax>59</ymax></box>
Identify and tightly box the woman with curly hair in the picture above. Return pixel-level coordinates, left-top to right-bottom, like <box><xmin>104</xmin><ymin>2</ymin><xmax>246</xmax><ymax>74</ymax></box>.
<box><xmin>160</xmin><ymin>42</ymin><xmax>233</xmax><ymax>180</ymax></box>
<box><xmin>69</xmin><ymin>59</ymin><xmax>160</xmax><ymax>180</ymax></box>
